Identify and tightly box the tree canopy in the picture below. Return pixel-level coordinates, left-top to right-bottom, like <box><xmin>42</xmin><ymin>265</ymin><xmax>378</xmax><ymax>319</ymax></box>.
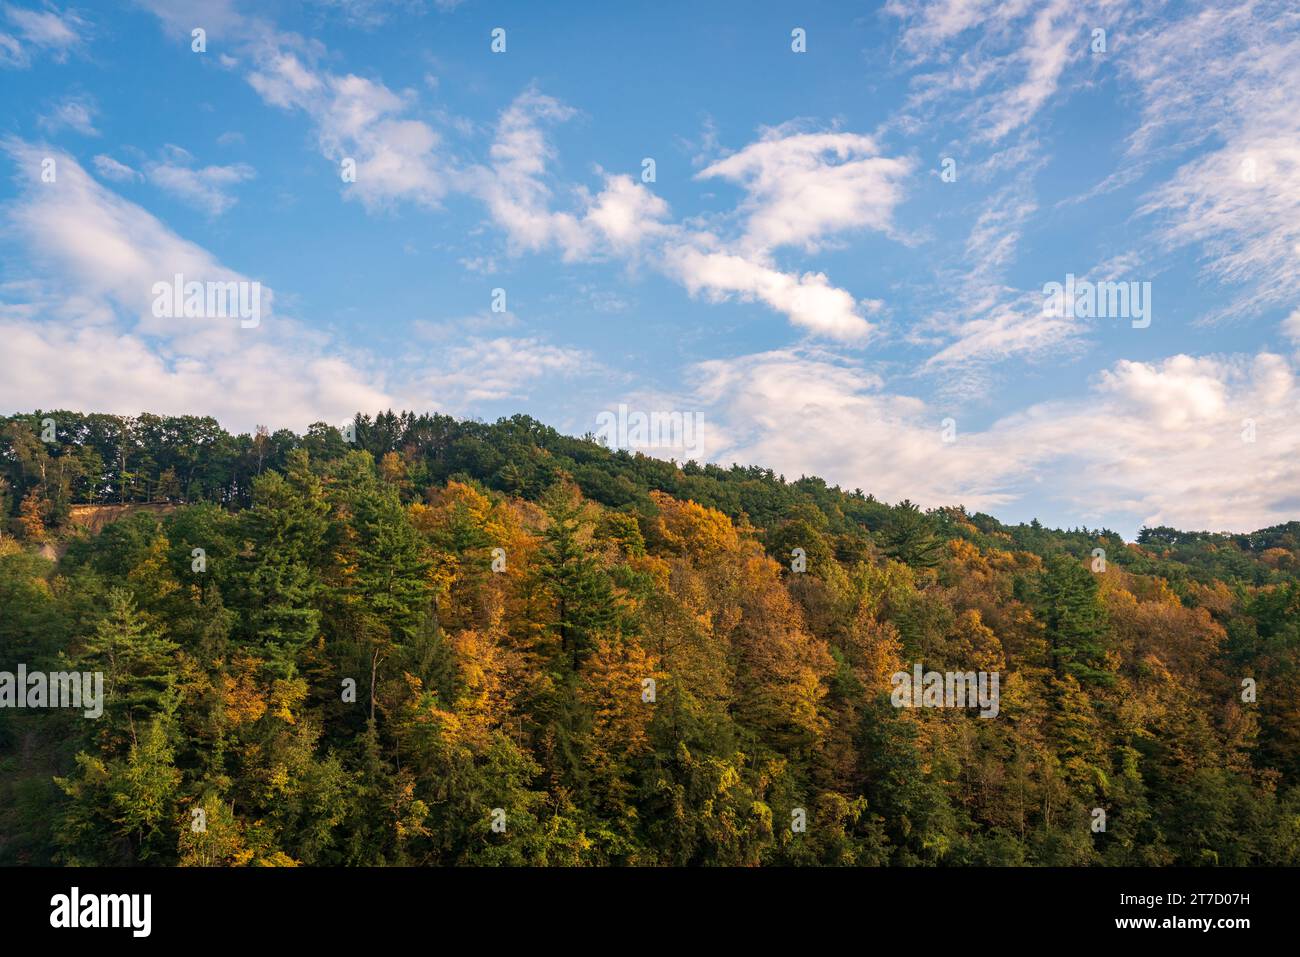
<box><xmin>2</xmin><ymin>409</ymin><xmax>1297</xmax><ymax>866</ymax></box>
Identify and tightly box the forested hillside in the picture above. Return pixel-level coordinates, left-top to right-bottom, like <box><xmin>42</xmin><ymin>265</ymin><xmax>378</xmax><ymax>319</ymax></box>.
<box><xmin>2</xmin><ymin>410</ymin><xmax>1299</xmax><ymax>865</ymax></box>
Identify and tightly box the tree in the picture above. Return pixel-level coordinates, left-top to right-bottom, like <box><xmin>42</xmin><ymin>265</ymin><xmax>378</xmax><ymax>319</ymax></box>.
<box><xmin>1040</xmin><ymin>555</ymin><xmax>1112</xmax><ymax>685</ymax></box>
<box><xmin>16</xmin><ymin>489</ymin><xmax>48</xmax><ymax>543</ymax></box>
<box><xmin>881</xmin><ymin>501</ymin><xmax>942</xmax><ymax>568</ymax></box>
<box><xmin>328</xmin><ymin>451</ymin><xmax>431</xmax><ymax>721</ymax></box>
<box><xmin>234</xmin><ymin>450</ymin><xmax>330</xmax><ymax>678</ymax></box>
<box><xmin>5</xmin><ymin>405</ymin><xmax>1300</xmax><ymax>869</ymax></box>
<box><xmin>535</xmin><ymin>483</ymin><xmax>616</xmax><ymax>671</ymax></box>
<box><xmin>79</xmin><ymin>588</ymin><xmax>181</xmax><ymax>745</ymax></box>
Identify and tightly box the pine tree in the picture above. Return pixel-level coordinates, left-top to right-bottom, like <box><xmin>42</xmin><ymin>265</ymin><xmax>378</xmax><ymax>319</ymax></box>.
<box><xmin>881</xmin><ymin>501</ymin><xmax>942</xmax><ymax>568</ymax></box>
<box><xmin>536</xmin><ymin>483</ymin><xmax>616</xmax><ymax>671</ymax></box>
<box><xmin>235</xmin><ymin>450</ymin><xmax>330</xmax><ymax>678</ymax></box>
<box><xmin>80</xmin><ymin>587</ymin><xmax>180</xmax><ymax>743</ymax></box>
<box><xmin>330</xmin><ymin>451</ymin><xmax>431</xmax><ymax>720</ymax></box>
<box><xmin>1041</xmin><ymin>555</ymin><xmax>1112</xmax><ymax>685</ymax></box>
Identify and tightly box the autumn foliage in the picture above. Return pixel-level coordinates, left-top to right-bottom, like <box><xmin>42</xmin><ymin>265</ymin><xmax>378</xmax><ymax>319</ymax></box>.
<box><xmin>2</xmin><ymin>410</ymin><xmax>1299</xmax><ymax>866</ymax></box>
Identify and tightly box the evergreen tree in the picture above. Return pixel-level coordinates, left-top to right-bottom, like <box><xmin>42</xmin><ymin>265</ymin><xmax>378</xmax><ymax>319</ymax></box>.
<box><xmin>234</xmin><ymin>450</ymin><xmax>330</xmax><ymax>678</ymax></box>
<box><xmin>1040</xmin><ymin>555</ymin><xmax>1112</xmax><ymax>685</ymax></box>
<box><xmin>881</xmin><ymin>500</ymin><xmax>942</xmax><ymax>568</ymax></box>
<box><xmin>79</xmin><ymin>587</ymin><xmax>180</xmax><ymax>744</ymax></box>
<box><xmin>535</xmin><ymin>483</ymin><xmax>616</xmax><ymax>670</ymax></box>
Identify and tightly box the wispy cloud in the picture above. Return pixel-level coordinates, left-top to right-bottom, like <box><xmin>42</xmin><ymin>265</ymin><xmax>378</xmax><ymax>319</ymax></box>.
<box><xmin>2</xmin><ymin>140</ymin><xmax>600</xmax><ymax>432</ymax></box>
<box><xmin>246</xmin><ymin>32</ymin><xmax>450</xmax><ymax>210</ymax></box>
<box><xmin>37</xmin><ymin>93</ymin><xmax>98</xmax><ymax>135</ymax></box>
<box><xmin>1126</xmin><ymin>0</ymin><xmax>1300</xmax><ymax>323</ymax></box>
<box><xmin>0</xmin><ymin>2</ymin><xmax>86</xmax><ymax>69</ymax></box>
<box><xmin>1</xmin><ymin>140</ymin><xmax>386</xmax><ymax>430</ymax></box>
<box><xmin>92</xmin><ymin>153</ymin><xmax>140</xmax><ymax>182</ymax></box>
<box><xmin>474</xmin><ymin>92</ymin><xmax>902</xmax><ymax>343</ymax></box>
<box><xmin>144</xmin><ymin>145</ymin><xmax>254</xmax><ymax>215</ymax></box>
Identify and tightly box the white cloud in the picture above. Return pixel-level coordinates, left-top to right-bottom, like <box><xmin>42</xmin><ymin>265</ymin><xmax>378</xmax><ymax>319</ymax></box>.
<box><xmin>473</xmin><ymin>91</ymin><xmax>673</xmax><ymax>261</ymax></box>
<box><xmin>131</xmin><ymin>0</ymin><xmax>245</xmax><ymax>41</ymax></box>
<box><xmin>302</xmin><ymin>0</ymin><xmax>464</xmax><ymax>28</ymax></box>
<box><xmin>0</xmin><ymin>317</ymin><xmax>393</xmax><ymax>432</ymax></box>
<box><xmin>144</xmin><ymin>147</ymin><xmax>255</xmax><ymax>215</ymax></box>
<box><xmin>0</xmin><ymin>2</ymin><xmax>85</xmax><ymax>68</ymax></box>
<box><xmin>998</xmin><ymin>352</ymin><xmax>1300</xmax><ymax>532</ymax></box>
<box><xmin>887</xmin><ymin>0</ymin><xmax>1090</xmax><ymax>143</ymax></box>
<box><xmin>678</xmin><ymin>128</ymin><xmax>910</xmax><ymax>341</ymax></box>
<box><xmin>666</xmin><ymin>248</ymin><xmax>876</xmax><ymax>342</ymax></box>
<box><xmin>582</xmin><ymin>173</ymin><xmax>672</xmax><ymax>254</ymax></box>
<box><xmin>6</xmin><ymin>141</ymin><xmax>248</xmax><ymax>326</ymax></box>
<box><xmin>922</xmin><ymin>292</ymin><xmax>1084</xmax><ymax>369</ymax></box>
<box><xmin>92</xmin><ymin>154</ymin><xmax>140</xmax><ymax>182</ymax></box>
<box><xmin>436</xmin><ymin>336</ymin><xmax>593</xmax><ymax>404</ymax></box>
<box><xmin>246</xmin><ymin>37</ymin><xmax>448</xmax><ymax>210</ymax></box>
<box><xmin>886</xmin><ymin>0</ymin><xmax>1017</xmax><ymax>56</ymax></box>
<box><xmin>1126</xmin><ymin>1</ymin><xmax>1300</xmax><ymax>323</ymax></box>
<box><xmin>910</xmin><ymin>167</ymin><xmax>1088</xmax><ymax>374</ymax></box>
<box><xmin>136</xmin><ymin>0</ymin><xmax>902</xmax><ymax>345</ymax></box>
<box><xmin>1283</xmin><ymin>309</ymin><xmax>1300</xmax><ymax>344</ymax></box>
<box><xmin>474</xmin><ymin>89</ymin><xmax>590</xmax><ymax>257</ymax></box>
<box><xmin>689</xmin><ymin>347</ymin><xmax>1300</xmax><ymax>534</ymax></box>
<box><xmin>470</xmin><ymin>90</ymin><xmax>884</xmax><ymax>342</ymax></box>
<box><xmin>688</xmin><ymin>348</ymin><xmax>1019</xmax><ymax>508</ymax></box>
<box><xmin>2</xmin><ymin>141</ymin><xmax>597</xmax><ymax>432</ymax></box>
<box><xmin>981</xmin><ymin>0</ymin><xmax>1077</xmax><ymax>143</ymax></box>
<box><xmin>37</xmin><ymin>94</ymin><xmax>98</xmax><ymax>135</ymax></box>
<box><xmin>696</xmin><ymin>130</ymin><xmax>911</xmax><ymax>253</ymax></box>
<box><xmin>1</xmin><ymin>140</ymin><xmax>390</xmax><ymax>431</ymax></box>
<box><xmin>411</xmin><ymin>310</ymin><xmax>520</xmax><ymax>342</ymax></box>
<box><xmin>889</xmin><ymin>0</ymin><xmax>1300</xmax><ymax>338</ymax></box>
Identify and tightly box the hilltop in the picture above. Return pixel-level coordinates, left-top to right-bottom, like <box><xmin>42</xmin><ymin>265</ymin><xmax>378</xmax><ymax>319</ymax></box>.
<box><xmin>5</xmin><ymin>409</ymin><xmax>1298</xmax><ymax>585</ymax></box>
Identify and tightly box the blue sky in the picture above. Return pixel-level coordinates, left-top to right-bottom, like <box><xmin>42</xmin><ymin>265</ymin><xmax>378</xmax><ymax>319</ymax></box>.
<box><xmin>2</xmin><ymin>0</ymin><xmax>1299</xmax><ymax>539</ymax></box>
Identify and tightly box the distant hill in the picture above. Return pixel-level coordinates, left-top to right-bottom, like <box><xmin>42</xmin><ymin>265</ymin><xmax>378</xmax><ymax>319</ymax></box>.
<box><xmin>4</xmin><ymin>409</ymin><xmax>1297</xmax><ymax>586</ymax></box>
